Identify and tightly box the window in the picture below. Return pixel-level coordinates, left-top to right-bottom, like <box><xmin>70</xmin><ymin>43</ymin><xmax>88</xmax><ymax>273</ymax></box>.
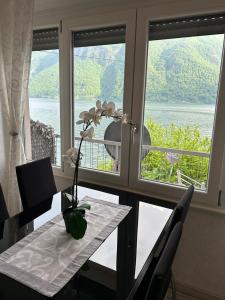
<box><xmin>72</xmin><ymin>26</ymin><xmax>126</xmax><ymax>174</ymax></box>
<box><xmin>29</xmin><ymin>28</ymin><xmax>61</xmax><ymax>166</ymax></box>
<box><xmin>58</xmin><ymin>10</ymin><xmax>225</xmax><ymax>204</ymax></box>
<box><xmin>140</xmin><ymin>34</ymin><xmax>224</xmax><ymax>190</ymax></box>
<box><xmin>127</xmin><ymin>13</ymin><xmax>225</xmax><ymax>198</ymax></box>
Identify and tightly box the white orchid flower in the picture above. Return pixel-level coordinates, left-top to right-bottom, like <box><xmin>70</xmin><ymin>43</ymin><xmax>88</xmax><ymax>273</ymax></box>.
<box><xmin>96</xmin><ymin>100</ymin><xmax>103</xmax><ymax>114</ymax></box>
<box><xmin>88</xmin><ymin>107</ymin><xmax>96</xmax><ymax>116</ymax></box>
<box><xmin>87</xmin><ymin>126</ymin><xmax>94</xmax><ymax>139</ymax></box>
<box><xmin>96</xmin><ymin>100</ymin><xmax>101</xmax><ymax>109</ymax></box>
<box><xmin>121</xmin><ymin>113</ymin><xmax>128</xmax><ymax>124</ymax></box>
<box><xmin>102</xmin><ymin>101</ymin><xmax>108</xmax><ymax>110</ymax></box>
<box><xmin>80</xmin><ymin>130</ymin><xmax>88</xmax><ymax>138</ymax></box>
<box><xmin>87</xmin><ymin>106</ymin><xmax>101</xmax><ymax>126</ymax></box>
<box><xmin>63</xmin><ymin>147</ymin><xmax>81</xmax><ymax>165</ymax></box>
<box><xmin>107</xmin><ymin>101</ymin><xmax>115</xmax><ymax>116</ymax></box>
<box><xmin>79</xmin><ymin>111</ymin><xmax>90</xmax><ymax>123</ymax></box>
<box><xmin>92</xmin><ymin>113</ymin><xmax>101</xmax><ymax>126</ymax></box>
<box><xmin>80</xmin><ymin>126</ymin><xmax>94</xmax><ymax>139</ymax></box>
<box><xmin>113</xmin><ymin>109</ymin><xmax>123</xmax><ymax>122</ymax></box>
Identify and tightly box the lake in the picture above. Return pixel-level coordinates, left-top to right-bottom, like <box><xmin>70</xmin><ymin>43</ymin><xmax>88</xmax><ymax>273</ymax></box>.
<box><xmin>29</xmin><ymin>98</ymin><xmax>215</xmax><ymax>138</ymax></box>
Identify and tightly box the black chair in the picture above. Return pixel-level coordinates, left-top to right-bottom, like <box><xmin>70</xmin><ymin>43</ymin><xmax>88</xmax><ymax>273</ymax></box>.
<box><xmin>134</xmin><ymin>186</ymin><xmax>194</xmax><ymax>300</ymax></box>
<box><xmin>144</xmin><ymin>222</ymin><xmax>183</xmax><ymax>300</ymax></box>
<box><xmin>16</xmin><ymin>157</ymin><xmax>57</xmax><ymax>225</ymax></box>
<box><xmin>170</xmin><ymin>185</ymin><xmax>194</xmax><ymax>229</ymax></box>
<box><xmin>155</xmin><ymin>185</ymin><xmax>194</xmax><ymax>258</ymax></box>
<box><xmin>0</xmin><ymin>184</ymin><xmax>9</xmax><ymax>239</ymax></box>
<box><xmin>0</xmin><ymin>184</ymin><xmax>9</xmax><ymax>222</ymax></box>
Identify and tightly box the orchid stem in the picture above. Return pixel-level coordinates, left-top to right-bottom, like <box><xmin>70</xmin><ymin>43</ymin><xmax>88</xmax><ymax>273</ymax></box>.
<box><xmin>72</xmin><ymin>122</ymin><xmax>90</xmax><ymax>208</ymax></box>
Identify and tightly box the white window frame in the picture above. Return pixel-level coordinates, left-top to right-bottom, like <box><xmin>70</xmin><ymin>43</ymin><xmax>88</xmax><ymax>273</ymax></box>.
<box><xmin>59</xmin><ymin>10</ymin><xmax>136</xmax><ymax>188</ymax></box>
<box><xmin>129</xmin><ymin>7</ymin><xmax>225</xmax><ymax>206</ymax></box>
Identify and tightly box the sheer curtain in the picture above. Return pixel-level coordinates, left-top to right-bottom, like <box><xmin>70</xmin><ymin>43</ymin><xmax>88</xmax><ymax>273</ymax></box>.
<box><xmin>0</xmin><ymin>0</ymin><xmax>34</xmax><ymax>216</ymax></box>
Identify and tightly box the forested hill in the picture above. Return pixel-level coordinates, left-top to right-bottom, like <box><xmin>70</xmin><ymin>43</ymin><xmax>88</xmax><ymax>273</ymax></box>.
<box><xmin>29</xmin><ymin>35</ymin><xmax>223</xmax><ymax>104</ymax></box>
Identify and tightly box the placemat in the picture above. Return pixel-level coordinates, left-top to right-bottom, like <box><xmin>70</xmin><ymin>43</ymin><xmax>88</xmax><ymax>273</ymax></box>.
<box><xmin>0</xmin><ymin>197</ymin><xmax>131</xmax><ymax>297</ymax></box>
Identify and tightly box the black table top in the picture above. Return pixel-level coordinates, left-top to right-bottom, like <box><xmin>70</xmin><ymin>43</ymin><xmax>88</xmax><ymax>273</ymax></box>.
<box><xmin>0</xmin><ymin>183</ymin><xmax>173</xmax><ymax>300</ymax></box>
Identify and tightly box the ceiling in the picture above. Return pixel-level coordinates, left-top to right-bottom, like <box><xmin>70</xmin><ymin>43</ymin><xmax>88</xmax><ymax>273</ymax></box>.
<box><xmin>34</xmin><ymin>0</ymin><xmax>127</xmax><ymax>12</ymax></box>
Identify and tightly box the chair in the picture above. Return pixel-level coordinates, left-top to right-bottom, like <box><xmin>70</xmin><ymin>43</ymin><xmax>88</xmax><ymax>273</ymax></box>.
<box><xmin>170</xmin><ymin>185</ymin><xmax>194</xmax><ymax>228</ymax></box>
<box><xmin>16</xmin><ymin>158</ymin><xmax>57</xmax><ymax>225</ymax></box>
<box><xmin>0</xmin><ymin>184</ymin><xmax>9</xmax><ymax>222</ymax></box>
<box><xmin>155</xmin><ymin>185</ymin><xmax>194</xmax><ymax>259</ymax></box>
<box><xmin>0</xmin><ymin>184</ymin><xmax>9</xmax><ymax>239</ymax></box>
<box><xmin>144</xmin><ymin>222</ymin><xmax>183</xmax><ymax>300</ymax></box>
<box><xmin>135</xmin><ymin>186</ymin><xmax>194</xmax><ymax>300</ymax></box>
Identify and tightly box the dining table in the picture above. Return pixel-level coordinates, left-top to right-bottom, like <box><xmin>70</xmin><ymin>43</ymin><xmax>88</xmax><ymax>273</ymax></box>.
<box><xmin>0</xmin><ymin>182</ymin><xmax>174</xmax><ymax>300</ymax></box>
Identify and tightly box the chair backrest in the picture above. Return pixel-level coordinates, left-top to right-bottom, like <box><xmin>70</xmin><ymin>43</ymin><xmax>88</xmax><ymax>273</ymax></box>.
<box><xmin>145</xmin><ymin>222</ymin><xmax>183</xmax><ymax>300</ymax></box>
<box><xmin>154</xmin><ymin>185</ymin><xmax>194</xmax><ymax>260</ymax></box>
<box><xmin>16</xmin><ymin>157</ymin><xmax>57</xmax><ymax>210</ymax></box>
<box><xmin>0</xmin><ymin>184</ymin><xmax>9</xmax><ymax>222</ymax></box>
<box><xmin>171</xmin><ymin>185</ymin><xmax>194</xmax><ymax>228</ymax></box>
<box><xmin>0</xmin><ymin>184</ymin><xmax>9</xmax><ymax>239</ymax></box>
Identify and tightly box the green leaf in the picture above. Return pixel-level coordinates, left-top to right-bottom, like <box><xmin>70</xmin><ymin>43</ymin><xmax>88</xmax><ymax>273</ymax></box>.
<box><xmin>68</xmin><ymin>211</ymin><xmax>87</xmax><ymax>240</ymax></box>
<box><xmin>77</xmin><ymin>203</ymin><xmax>91</xmax><ymax>210</ymax></box>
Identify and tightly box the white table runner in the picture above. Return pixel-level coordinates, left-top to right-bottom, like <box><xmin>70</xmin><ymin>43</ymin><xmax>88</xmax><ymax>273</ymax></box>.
<box><xmin>0</xmin><ymin>197</ymin><xmax>131</xmax><ymax>297</ymax></box>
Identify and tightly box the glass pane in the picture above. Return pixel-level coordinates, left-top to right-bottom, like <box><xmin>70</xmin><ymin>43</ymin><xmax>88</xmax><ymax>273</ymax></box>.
<box><xmin>73</xmin><ymin>28</ymin><xmax>126</xmax><ymax>174</ymax></box>
<box><xmin>140</xmin><ymin>34</ymin><xmax>224</xmax><ymax>190</ymax></box>
<box><xmin>29</xmin><ymin>49</ymin><xmax>61</xmax><ymax>166</ymax></box>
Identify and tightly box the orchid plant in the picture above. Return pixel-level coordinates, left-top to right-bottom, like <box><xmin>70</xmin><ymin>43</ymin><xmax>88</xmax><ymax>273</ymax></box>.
<box><xmin>63</xmin><ymin>100</ymin><xmax>128</xmax><ymax>238</ymax></box>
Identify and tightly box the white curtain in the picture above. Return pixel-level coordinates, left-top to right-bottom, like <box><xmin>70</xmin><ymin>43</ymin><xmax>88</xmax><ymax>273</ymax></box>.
<box><xmin>0</xmin><ymin>0</ymin><xmax>34</xmax><ymax>216</ymax></box>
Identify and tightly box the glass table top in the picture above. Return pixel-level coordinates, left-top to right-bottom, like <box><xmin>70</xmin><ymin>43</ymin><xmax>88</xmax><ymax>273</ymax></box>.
<box><xmin>0</xmin><ymin>183</ymin><xmax>173</xmax><ymax>300</ymax></box>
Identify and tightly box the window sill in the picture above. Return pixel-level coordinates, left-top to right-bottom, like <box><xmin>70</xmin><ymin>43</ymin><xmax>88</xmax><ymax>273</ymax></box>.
<box><xmin>53</xmin><ymin>171</ymin><xmax>225</xmax><ymax>215</ymax></box>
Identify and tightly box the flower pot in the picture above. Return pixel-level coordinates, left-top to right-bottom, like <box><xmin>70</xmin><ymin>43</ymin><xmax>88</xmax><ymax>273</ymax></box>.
<box><xmin>62</xmin><ymin>207</ymin><xmax>86</xmax><ymax>239</ymax></box>
<box><xmin>63</xmin><ymin>207</ymin><xmax>73</xmax><ymax>233</ymax></box>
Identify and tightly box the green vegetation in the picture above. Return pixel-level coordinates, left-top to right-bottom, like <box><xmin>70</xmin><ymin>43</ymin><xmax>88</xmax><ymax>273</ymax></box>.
<box><xmin>146</xmin><ymin>36</ymin><xmax>223</xmax><ymax>104</ymax></box>
<box><xmin>74</xmin><ymin>59</ymin><xmax>102</xmax><ymax>99</ymax></box>
<box><xmin>100</xmin><ymin>118</ymin><xmax>211</xmax><ymax>187</ymax></box>
<box><xmin>141</xmin><ymin>119</ymin><xmax>211</xmax><ymax>186</ymax></box>
<box><xmin>29</xmin><ymin>35</ymin><xmax>223</xmax><ymax>104</ymax></box>
<box><xmin>29</xmin><ymin>63</ymin><xmax>59</xmax><ymax>99</ymax></box>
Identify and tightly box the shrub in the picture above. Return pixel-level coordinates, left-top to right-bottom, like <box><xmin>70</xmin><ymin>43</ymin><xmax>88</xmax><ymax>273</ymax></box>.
<box><xmin>141</xmin><ymin>118</ymin><xmax>211</xmax><ymax>187</ymax></box>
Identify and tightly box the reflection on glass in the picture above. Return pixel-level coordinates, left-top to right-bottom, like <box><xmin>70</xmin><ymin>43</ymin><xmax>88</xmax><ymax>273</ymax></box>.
<box><xmin>90</xmin><ymin>229</ymin><xmax>117</xmax><ymax>270</ymax></box>
<box><xmin>77</xmin><ymin>186</ymin><xmax>118</xmax><ymax>270</ymax></box>
<box><xmin>135</xmin><ymin>202</ymin><xmax>172</xmax><ymax>278</ymax></box>
<box><xmin>141</xmin><ymin>35</ymin><xmax>224</xmax><ymax>190</ymax></box>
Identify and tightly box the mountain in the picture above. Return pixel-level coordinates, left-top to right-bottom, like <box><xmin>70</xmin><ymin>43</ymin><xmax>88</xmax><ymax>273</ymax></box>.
<box><xmin>29</xmin><ymin>35</ymin><xmax>223</xmax><ymax>104</ymax></box>
<box><xmin>146</xmin><ymin>36</ymin><xmax>223</xmax><ymax>104</ymax></box>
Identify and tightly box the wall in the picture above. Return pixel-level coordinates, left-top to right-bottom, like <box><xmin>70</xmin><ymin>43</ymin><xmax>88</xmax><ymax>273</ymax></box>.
<box><xmin>34</xmin><ymin>0</ymin><xmax>225</xmax><ymax>299</ymax></box>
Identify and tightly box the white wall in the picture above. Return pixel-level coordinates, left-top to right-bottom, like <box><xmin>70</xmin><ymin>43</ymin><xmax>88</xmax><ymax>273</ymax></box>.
<box><xmin>175</xmin><ymin>208</ymin><xmax>225</xmax><ymax>299</ymax></box>
<box><xmin>34</xmin><ymin>0</ymin><xmax>225</xmax><ymax>299</ymax></box>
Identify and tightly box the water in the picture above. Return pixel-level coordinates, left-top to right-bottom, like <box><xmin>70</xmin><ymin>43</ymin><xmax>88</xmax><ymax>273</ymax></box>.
<box><xmin>29</xmin><ymin>98</ymin><xmax>215</xmax><ymax>138</ymax></box>
<box><xmin>29</xmin><ymin>98</ymin><xmax>215</xmax><ymax>173</ymax></box>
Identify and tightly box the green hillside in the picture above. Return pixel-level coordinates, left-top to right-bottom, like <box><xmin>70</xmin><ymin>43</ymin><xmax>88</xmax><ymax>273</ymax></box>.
<box><xmin>29</xmin><ymin>35</ymin><xmax>223</xmax><ymax>104</ymax></box>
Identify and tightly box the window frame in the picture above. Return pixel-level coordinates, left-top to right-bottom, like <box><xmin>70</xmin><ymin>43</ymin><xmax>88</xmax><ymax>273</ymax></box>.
<box><xmin>59</xmin><ymin>10</ymin><xmax>137</xmax><ymax>188</ymax></box>
<box><xmin>129</xmin><ymin>7</ymin><xmax>225</xmax><ymax>206</ymax></box>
